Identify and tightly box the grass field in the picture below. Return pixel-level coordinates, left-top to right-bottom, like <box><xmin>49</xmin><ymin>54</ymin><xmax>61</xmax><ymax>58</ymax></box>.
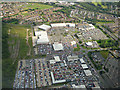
<box><xmin>21</xmin><ymin>11</ymin><xmax>30</xmax><ymax>16</ymax></box>
<box><xmin>92</xmin><ymin>2</ymin><xmax>107</xmax><ymax>9</ymax></box>
<box><xmin>96</xmin><ymin>21</ymin><xmax>114</xmax><ymax>24</ymax></box>
<box><xmin>100</xmin><ymin>50</ymin><xmax>109</xmax><ymax>59</ymax></box>
<box><xmin>7</xmin><ymin>24</ymin><xmax>32</xmax><ymax>59</ymax></box>
<box><xmin>23</xmin><ymin>3</ymin><xmax>53</xmax><ymax>10</ymax></box>
<box><xmin>2</xmin><ymin>23</ymin><xmax>33</xmax><ymax>88</ymax></box>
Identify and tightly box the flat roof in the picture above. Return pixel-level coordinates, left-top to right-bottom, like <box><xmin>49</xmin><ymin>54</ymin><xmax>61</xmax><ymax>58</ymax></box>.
<box><xmin>50</xmin><ymin>60</ymin><xmax>56</xmax><ymax>64</ymax></box>
<box><xmin>80</xmin><ymin>58</ymin><xmax>85</xmax><ymax>64</ymax></box>
<box><xmin>71</xmin><ymin>41</ymin><xmax>76</xmax><ymax>45</ymax></box>
<box><xmin>53</xmin><ymin>42</ymin><xmax>64</xmax><ymax>51</ymax></box>
<box><xmin>66</xmin><ymin>23</ymin><xmax>75</xmax><ymax>27</ymax></box>
<box><xmin>67</xmin><ymin>55</ymin><xmax>79</xmax><ymax>61</ymax></box>
<box><xmin>81</xmin><ymin>64</ymin><xmax>88</xmax><ymax>69</ymax></box>
<box><xmin>86</xmin><ymin>42</ymin><xmax>93</xmax><ymax>46</ymax></box>
<box><xmin>84</xmin><ymin>70</ymin><xmax>92</xmax><ymax>76</ymax></box>
<box><xmin>38</xmin><ymin>24</ymin><xmax>51</xmax><ymax>30</ymax></box>
<box><xmin>72</xmin><ymin>84</ymin><xmax>86</xmax><ymax>88</ymax></box>
<box><xmin>51</xmin><ymin>72</ymin><xmax>66</xmax><ymax>84</ymax></box>
<box><xmin>54</xmin><ymin>56</ymin><xmax>61</xmax><ymax>62</ymax></box>
<box><xmin>36</xmin><ymin>31</ymin><xmax>49</xmax><ymax>44</ymax></box>
<box><xmin>51</xmin><ymin>23</ymin><xmax>66</xmax><ymax>27</ymax></box>
<box><xmin>51</xmin><ymin>23</ymin><xmax>75</xmax><ymax>27</ymax></box>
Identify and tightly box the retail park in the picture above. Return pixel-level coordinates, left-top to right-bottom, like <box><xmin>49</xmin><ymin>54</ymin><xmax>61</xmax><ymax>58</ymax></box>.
<box><xmin>13</xmin><ymin>22</ymin><xmax>108</xmax><ymax>89</ymax></box>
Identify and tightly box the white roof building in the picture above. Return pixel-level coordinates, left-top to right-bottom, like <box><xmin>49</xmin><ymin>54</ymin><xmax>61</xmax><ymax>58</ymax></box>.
<box><xmin>51</xmin><ymin>23</ymin><xmax>75</xmax><ymax>28</ymax></box>
<box><xmin>89</xmin><ymin>24</ymin><xmax>95</xmax><ymax>29</ymax></box>
<box><xmin>51</xmin><ymin>72</ymin><xmax>66</xmax><ymax>84</ymax></box>
<box><xmin>51</xmin><ymin>23</ymin><xmax>66</xmax><ymax>27</ymax></box>
<box><xmin>80</xmin><ymin>58</ymin><xmax>85</xmax><ymax>64</ymax></box>
<box><xmin>71</xmin><ymin>41</ymin><xmax>76</xmax><ymax>45</ymax></box>
<box><xmin>72</xmin><ymin>84</ymin><xmax>86</xmax><ymax>89</ymax></box>
<box><xmin>86</xmin><ymin>42</ymin><xmax>93</xmax><ymax>46</ymax></box>
<box><xmin>50</xmin><ymin>60</ymin><xmax>56</xmax><ymax>64</ymax></box>
<box><xmin>36</xmin><ymin>31</ymin><xmax>49</xmax><ymax>44</ymax></box>
<box><xmin>81</xmin><ymin>64</ymin><xmax>88</xmax><ymax>69</ymax></box>
<box><xmin>35</xmin><ymin>30</ymin><xmax>41</xmax><ymax>37</ymax></box>
<box><xmin>67</xmin><ymin>55</ymin><xmax>79</xmax><ymax>61</ymax></box>
<box><xmin>84</xmin><ymin>70</ymin><xmax>92</xmax><ymax>76</ymax></box>
<box><xmin>38</xmin><ymin>24</ymin><xmax>51</xmax><ymax>31</ymax></box>
<box><xmin>63</xmin><ymin>60</ymin><xmax>67</xmax><ymax>66</ymax></box>
<box><xmin>66</xmin><ymin>23</ymin><xmax>75</xmax><ymax>27</ymax></box>
<box><xmin>53</xmin><ymin>42</ymin><xmax>64</xmax><ymax>51</ymax></box>
<box><xmin>54</xmin><ymin>56</ymin><xmax>61</xmax><ymax>62</ymax></box>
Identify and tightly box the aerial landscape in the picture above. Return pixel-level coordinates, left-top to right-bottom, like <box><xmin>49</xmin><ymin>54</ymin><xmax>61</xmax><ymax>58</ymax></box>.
<box><xmin>1</xmin><ymin>0</ymin><xmax>120</xmax><ymax>89</ymax></box>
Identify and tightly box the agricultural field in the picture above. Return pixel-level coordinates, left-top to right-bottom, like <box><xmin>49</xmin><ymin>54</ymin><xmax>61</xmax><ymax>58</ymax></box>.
<box><xmin>2</xmin><ymin>23</ymin><xmax>33</xmax><ymax>88</ymax></box>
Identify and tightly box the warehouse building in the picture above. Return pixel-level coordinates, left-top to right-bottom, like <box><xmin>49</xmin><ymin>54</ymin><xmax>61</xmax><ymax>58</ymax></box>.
<box><xmin>86</xmin><ymin>42</ymin><xmax>93</xmax><ymax>46</ymax></box>
<box><xmin>81</xmin><ymin>64</ymin><xmax>88</xmax><ymax>69</ymax></box>
<box><xmin>53</xmin><ymin>42</ymin><xmax>64</xmax><ymax>51</ymax></box>
<box><xmin>54</xmin><ymin>56</ymin><xmax>61</xmax><ymax>62</ymax></box>
<box><xmin>35</xmin><ymin>31</ymin><xmax>49</xmax><ymax>44</ymax></box>
<box><xmin>66</xmin><ymin>23</ymin><xmax>75</xmax><ymax>27</ymax></box>
<box><xmin>67</xmin><ymin>55</ymin><xmax>79</xmax><ymax>61</ymax></box>
<box><xmin>51</xmin><ymin>23</ymin><xmax>66</xmax><ymax>27</ymax></box>
<box><xmin>51</xmin><ymin>72</ymin><xmax>66</xmax><ymax>84</ymax></box>
<box><xmin>72</xmin><ymin>84</ymin><xmax>86</xmax><ymax>89</ymax></box>
<box><xmin>85</xmin><ymin>41</ymin><xmax>99</xmax><ymax>48</ymax></box>
<box><xmin>80</xmin><ymin>58</ymin><xmax>85</xmax><ymax>64</ymax></box>
<box><xmin>84</xmin><ymin>70</ymin><xmax>92</xmax><ymax>76</ymax></box>
<box><xmin>38</xmin><ymin>24</ymin><xmax>51</xmax><ymax>31</ymax></box>
<box><xmin>51</xmin><ymin>23</ymin><xmax>75</xmax><ymax>28</ymax></box>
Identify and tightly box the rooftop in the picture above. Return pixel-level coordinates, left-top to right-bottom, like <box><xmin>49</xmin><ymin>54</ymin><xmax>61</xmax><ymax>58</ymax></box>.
<box><xmin>53</xmin><ymin>42</ymin><xmax>64</xmax><ymax>51</ymax></box>
<box><xmin>86</xmin><ymin>42</ymin><xmax>93</xmax><ymax>46</ymax></box>
<box><xmin>38</xmin><ymin>24</ymin><xmax>51</xmax><ymax>31</ymax></box>
<box><xmin>51</xmin><ymin>72</ymin><xmax>66</xmax><ymax>84</ymax></box>
<box><xmin>80</xmin><ymin>58</ymin><xmax>85</xmax><ymax>64</ymax></box>
<box><xmin>67</xmin><ymin>55</ymin><xmax>79</xmax><ymax>61</ymax></box>
<box><xmin>36</xmin><ymin>31</ymin><xmax>49</xmax><ymax>44</ymax></box>
<box><xmin>54</xmin><ymin>56</ymin><xmax>61</xmax><ymax>62</ymax></box>
<box><xmin>81</xmin><ymin>64</ymin><xmax>88</xmax><ymax>69</ymax></box>
<box><xmin>72</xmin><ymin>84</ymin><xmax>86</xmax><ymax>88</ymax></box>
<box><xmin>84</xmin><ymin>70</ymin><xmax>92</xmax><ymax>76</ymax></box>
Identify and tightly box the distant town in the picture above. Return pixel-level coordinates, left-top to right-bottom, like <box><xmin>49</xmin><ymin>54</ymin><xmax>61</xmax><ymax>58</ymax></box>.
<box><xmin>1</xmin><ymin>1</ymin><xmax>119</xmax><ymax>89</ymax></box>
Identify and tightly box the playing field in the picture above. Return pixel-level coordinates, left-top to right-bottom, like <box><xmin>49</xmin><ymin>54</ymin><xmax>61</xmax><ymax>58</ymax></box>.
<box><xmin>2</xmin><ymin>23</ymin><xmax>33</xmax><ymax>88</ymax></box>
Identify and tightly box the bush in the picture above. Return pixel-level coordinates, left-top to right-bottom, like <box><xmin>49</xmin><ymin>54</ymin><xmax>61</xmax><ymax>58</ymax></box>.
<box><xmin>97</xmin><ymin>39</ymin><xmax>118</xmax><ymax>48</ymax></box>
<box><xmin>79</xmin><ymin>40</ymin><xmax>82</xmax><ymax>44</ymax></box>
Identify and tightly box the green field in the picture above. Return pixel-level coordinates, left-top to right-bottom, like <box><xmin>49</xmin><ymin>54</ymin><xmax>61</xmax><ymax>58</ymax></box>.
<box><xmin>96</xmin><ymin>21</ymin><xmax>114</xmax><ymax>24</ymax></box>
<box><xmin>74</xmin><ymin>43</ymin><xmax>80</xmax><ymax>51</ymax></box>
<box><xmin>100</xmin><ymin>50</ymin><xmax>109</xmax><ymax>59</ymax></box>
<box><xmin>92</xmin><ymin>2</ymin><xmax>107</xmax><ymax>9</ymax></box>
<box><xmin>23</xmin><ymin>3</ymin><xmax>53</xmax><ymax>10</ymax></box>
<box><xmin>7</xmin><ymin>24</ymin><xmax>32</xmax><ymax>59</ymax></box>
<box><xmin>21</xmin><ymin>12</ymin><xmax>30</xmax><ymax>16</ymax></box>
<box><xmin>2</xmin><ymin>23</ymin><xmax>33</xmax><ymax>88</ymax></box>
